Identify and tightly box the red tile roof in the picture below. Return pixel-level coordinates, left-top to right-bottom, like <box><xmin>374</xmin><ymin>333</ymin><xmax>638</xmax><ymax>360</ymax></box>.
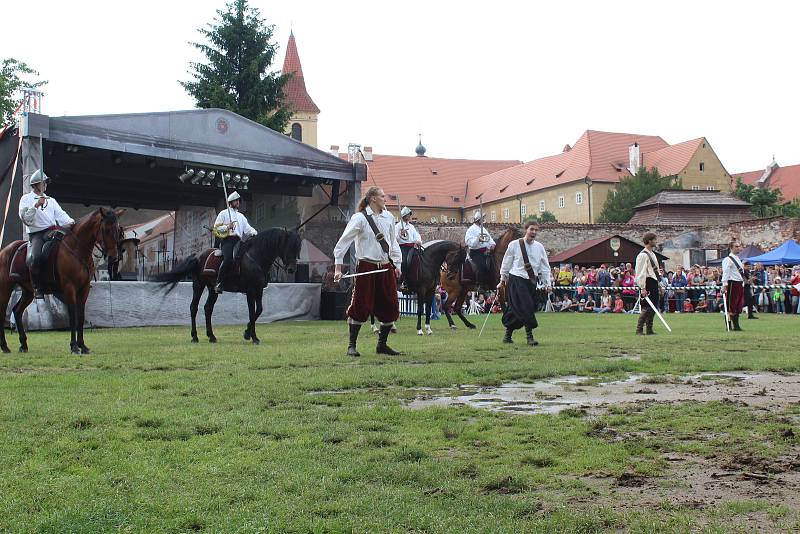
<box><xmin>642</xmin><ymin>138</ymin><xmax>704</xmax><ymax>177</ymax></box>
<box><xmin>735</xmin><ymin>163</ymin><xmax>800</xmax><ymax>202</ymax></box>
<box><xmin>352</xmin><ymin>154</ymin><xmax>521</xmax><ymax>209</ymax></box>
<box><xmin>281</xmin><ymin>32</ymin><xmax>320</xmax><ymax>114</ymax></box>
<box><xmin>465</xmin><ymin>130</ymin><xmax>672</xmax><ymax>207</ymax></box>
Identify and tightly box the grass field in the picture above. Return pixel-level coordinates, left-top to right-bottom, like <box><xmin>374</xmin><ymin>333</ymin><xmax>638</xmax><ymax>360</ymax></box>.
<box><xmin>1</xmin><ymin>313</ymin><xmax>799</xmax><ymax>533</ymax></box>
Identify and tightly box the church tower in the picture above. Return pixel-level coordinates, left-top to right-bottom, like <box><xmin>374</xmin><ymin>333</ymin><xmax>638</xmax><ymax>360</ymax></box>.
<box><xmin>282</xmin><ymin>32</ymin><xmax>320</xmax><ymax>147</ymax></box>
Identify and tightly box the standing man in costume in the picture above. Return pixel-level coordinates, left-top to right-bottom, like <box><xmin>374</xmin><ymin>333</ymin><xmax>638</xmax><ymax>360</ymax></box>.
<box><xmin>497</xmin><ymin>221</ymin><xmax>551</xmax><ymax>345</ymax></box>
<box><xmin>333</xmin><ymin>186</ymin><xmax>402</xmax><ymax>357</ymax></box>
<box><xmin>213</xmin><ymin>191</ymin><xmax>257</xmax><ymax>294</ymax></box>
<box><xmin>635</xmin><ymin>232</ymin><xmax>661</xmax><ymax>335</ymax></box>
<box><xmin>18</xmin><ymin>170</ymin><xmax>75</xmax><ymax>299</ymax></box>
<box><xmin>722</xmin><ymin>240</ymin><xmax>746</xmax><ymax>331</ymax></box>
<box><xmin>465</xmin><ymin>210</ymin><xmax>495</xmax><ymax>285</ymax></box>
<box><xmin>396</xmin><ymin>206</ymin><xmax>422</xmax><ymax>292</ymax></box>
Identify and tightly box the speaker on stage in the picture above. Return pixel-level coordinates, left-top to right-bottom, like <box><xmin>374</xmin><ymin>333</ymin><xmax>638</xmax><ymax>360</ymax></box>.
<box><xmin>294</xmin><ymin>264</ymin><xmax>309</xmax><ymax>283</ymax></box>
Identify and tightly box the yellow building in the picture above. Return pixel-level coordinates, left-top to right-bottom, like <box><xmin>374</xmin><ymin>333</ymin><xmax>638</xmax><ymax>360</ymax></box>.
<box><xmin>466</xmin><ymin>131</ymin><xmax>733</xmax><ymax>224</ymax></box>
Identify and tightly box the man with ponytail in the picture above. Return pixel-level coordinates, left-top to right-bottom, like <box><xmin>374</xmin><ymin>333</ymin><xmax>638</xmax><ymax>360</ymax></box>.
<box><xmin>333</xmin><ymin>186</ymin><xmax>403</xmax><ymax>357</ymax></box>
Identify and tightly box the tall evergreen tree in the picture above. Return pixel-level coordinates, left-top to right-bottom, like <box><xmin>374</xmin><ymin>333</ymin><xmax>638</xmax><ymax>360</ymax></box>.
<box><xmin>181</xmin><ymin>0</ymin><xmax>292</xmax><ymax>131</ymax></box>
<box><xmin>0</xmin><ymin>58</ymin><xmax>46</xmax><ymax>126</ymax></box>
<box><xmin>597</xmin><ymin>167</ymin><xmax>677</xmax><ymax>223</ymax></box>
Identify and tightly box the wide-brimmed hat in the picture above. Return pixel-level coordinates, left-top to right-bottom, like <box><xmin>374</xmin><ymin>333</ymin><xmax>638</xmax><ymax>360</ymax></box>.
<box><xmin>28</xmin><ymin>169</ymin><xmax>49</xmax><ymax>185</ymax></box>
<box><xmin>227</xmin><ymin>191</ymin><xmax>241</xmax><ymax>203</ymax></box>
<box><xmin>400</xmin><ymin>206</ymin><xmax>412</xmax><ymax>217</ymax></box>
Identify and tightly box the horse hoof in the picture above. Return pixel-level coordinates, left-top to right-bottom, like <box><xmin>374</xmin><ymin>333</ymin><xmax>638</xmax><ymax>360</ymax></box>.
<box><xmin>191</xmin><ymin>337</ymin><xmax>199</xmax><ymax>343</ymax></box>
<box><xmin>450</xmin><ymin>325</ymin><xmax>458</xmax><ymax>330</ymax></box>
<box><xmin>208</xmin><ymin>337</ymin><xmax>217</xmax><ymax>344</ymax></box>
<box><xmin>466</xmin><ymin>324</ymin><xmax>476</xmax><ymax>330</ymax></box>
<box><xmin>252</xmin><ymin>339</ymin><xmax>260</xmax><ymax>345</ymax></box>
<box><xmin>81</xmin><ymin>347</ymin><xmax>91</xmax><ymax>355</ymax></box>
<box><xmin>71</xmin><ymin>347</ymin><xmax>81</xmax><ymax>355</ymax></box>
<box><xmin>243</xmin><ymin>330</ymin><xmax>251</xmax><ymax>340</ymax></box>
<box><xmin>18</xmin><ymin>346</ymin><xmax>27</xmax><ymax>353</ymax></box>
<box><xmin>417</xmin><ymin>330</ymin><xmax>424</xmax><ymax>336</ymax></box>
<box><xmin>1</xmin><ymin>346</ymin><xmax>10</xmax><ymax>354</ymax></box>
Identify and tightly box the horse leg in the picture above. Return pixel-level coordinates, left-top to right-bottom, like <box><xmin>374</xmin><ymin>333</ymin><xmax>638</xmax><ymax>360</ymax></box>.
<box><xmin>416</xmin><ymin>293</ymin><xmax>424</xmax><ymax>335</ymax></box>
<box><xmin>249</xmin><ymin>289</ymin><xmax>263</xmax><ymax>345</ymax></box>
<box><xmin>61</xmin><ymin>286</ymin><xmax>80</xmax><ymax>354</ymax></box>
<box><xmin>204</xmin><ymin>289</ymin><xmax>219</xmax><ymax>343</ymax></box>
<box><xmin>12</xmin><ymin>289</ymin><xmax>34</xmax><ymax>353</ymax></box>
<box><xmin>190</xmin><ymin>279</ymin><xmax>203</xmax><ymax>343</ymax></box>
<box><xmin>425</xmin><ymin>292</ymin><xmax>433</xmax><ymax>335</ymax></box>
<box><xmin>76</xmin><ymin>286</ymin><xmax>91</xmax><ymax>354</ymax></box>
<box><xmin>0</xmin><ymin>286</ymin><xmax>13</xmax><ymax>353</ymax></box>
<box><xmin>243</xmin><ymin>293</ymin><xmax>252</xmax><ymax>340</ymax></box>
<box><xmin>456</xmin><ymin>290</ymin><xmax>476</xmax><ymax>329</ymax></box>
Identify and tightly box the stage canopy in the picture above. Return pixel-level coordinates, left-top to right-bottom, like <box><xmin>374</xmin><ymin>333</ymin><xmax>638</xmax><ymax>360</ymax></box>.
<box><xmin>745</xmin><ymin>240</ymin><xmax>800</xmax><ymax>266</ymax></box>
<box><xmin>707</xmin><ymin>244</ymin><xmax>763</xmax><ymax>266</ymax></box>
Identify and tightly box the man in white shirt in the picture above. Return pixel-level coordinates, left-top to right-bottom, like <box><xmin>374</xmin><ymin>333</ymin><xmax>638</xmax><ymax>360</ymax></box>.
<box><xmin>333</xmin><ymin>186</ymin><xmax>402</xmax><ymax>357</ymax></box>
<box><xmin>721</xmin><ymin>240</ymin><xmax>745</xmax><ymax>331</ymax></box>
<box><xmin>465</xmin><ymin>210</ymin><xmax>495</xmax><ymax>285</ymax></box>
<box><xmin>213</xmin><ymin>191</ymin><xmax>258</xmax><ymax>293</ymax></box>
<box><xmin>396</xmin><ymin>206</ymin><xmax>422</xmax><ymax>291</ymax></box>
<box><xmin>497</xmin><ymin>221</ymin><xmax>552</xmax><ymax>345</ymax></box>
<box><xmin>18</xmin><ymin>170</ymin><xmax>75</xmax><ymax>298</ymax></box>
<box><xmin>634</xmin><ymin>232</ymin><xmax>661</xmax><ymax>335</ymax></box>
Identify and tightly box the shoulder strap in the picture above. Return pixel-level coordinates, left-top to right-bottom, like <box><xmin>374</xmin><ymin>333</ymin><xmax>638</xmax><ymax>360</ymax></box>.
<box><xmin>362</xmin><ymin>212</ymin><xmax>394</xmax><ymax>265</ymax></box>
<box><xmin>645</xmin><ymin>249</ymin><xmax>660</xmax><ymax>272</ymax></box>
<box><xmin>517</xmin><ymin>238</ymin><xmax>538</xmax><ymax>281</ymax></box>
<box><xmin>728</xmin><ymin>254</ymin><xmax>745</xmax><ymax>276</ymax></box>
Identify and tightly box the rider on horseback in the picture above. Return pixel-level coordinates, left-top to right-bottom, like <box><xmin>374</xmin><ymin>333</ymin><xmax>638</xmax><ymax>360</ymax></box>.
<box><xmin>213</xmin><ymin>191</ymin><xmax>257</xmax><ymax>294</ymax></box>
<box><xmin>18</xmin><ymin>170</ymin><xmax>74</xmax><ymax>299</ymax></box>
<box><xmin>465</xmin><ymin>210</ymin><xmax>495</xmax><ymax>285</ymax></box>
<box><xmin>396</xmin><ymin>206</ymin><xmax>422</xmax><ymax>292</ymax></box>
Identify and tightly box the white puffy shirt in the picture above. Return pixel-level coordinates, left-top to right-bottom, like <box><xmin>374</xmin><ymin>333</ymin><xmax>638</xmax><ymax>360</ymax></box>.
<box><xmin>465</xmin><ymin>223</ymin><xmax>495</xmax><ymax>249</ymax></box>
<box><xmin>214</xmin><ymin>208</ymin><xmax>257</xmax><ymax>239</ymax></box>
<box><xmin>500</xmin><ymin>238</ymin><xmax>552</xmax><ymax>286</ymax></box>
<box><xmin>334</xmin><ymin>207</ymin><xmax>402</xmax><ymax>268</ymax></box>
<box><xmin>721</xmin><ymin>254</ymin><xmax>744</xmax><ymax>284</ymax></box>
<box><xmin>635</xmin><ymin>248</ymin><xmax>659</xmax><ymax>289</ymax></box>
<box><xmin>18</xmin><ymin>191</ymin><xmax>74</xmax><ymax>233</ymax></box>
<box><xmin>395</xmin><ymin>221</ymin><xmax>421</xmax><ymax>245</ymax></box>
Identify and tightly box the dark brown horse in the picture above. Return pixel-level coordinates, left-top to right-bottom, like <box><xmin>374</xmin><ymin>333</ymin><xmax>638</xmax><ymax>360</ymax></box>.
<box><xmin>405</xmin><ymin>240</ymin><xmax>461</xmax><ymax>335</ymax></box>
<box><xmin>0</xmin><ymin>208</ymin><xmax>124</xmax><ymax>354</ymax></box>
<box><xmin>439</xmin><ymin>226</ymin><xmax>521</xmax><ymax>329</ymax></box>
<box><xmin>152</xmin><ymin>228</ymin><xmax>302</xmax><ymax>345</ymax></box>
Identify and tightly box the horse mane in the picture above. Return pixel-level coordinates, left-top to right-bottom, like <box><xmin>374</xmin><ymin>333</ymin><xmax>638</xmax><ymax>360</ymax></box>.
<box><xmin>239</xmin><ymin>227</ymin><xmax>302</xmax><ymax>259</ymax></box>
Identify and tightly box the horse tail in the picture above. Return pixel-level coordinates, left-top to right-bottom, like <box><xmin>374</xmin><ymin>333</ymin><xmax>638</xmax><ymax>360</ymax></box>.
<box><xmin>151</xmin><ymin>255</ymin><xmax>199</xmax><ymax>293</ymax></box>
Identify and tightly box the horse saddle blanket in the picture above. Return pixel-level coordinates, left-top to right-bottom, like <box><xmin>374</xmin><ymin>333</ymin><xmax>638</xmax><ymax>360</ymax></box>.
<box><xmin>8</xmin><ymin>242</ymin><xmax>27</xmax><ymax>282</ymax></box>
<box><xmin>460</xmin><ymin>259</ymin><xmax>477</xmax><ymax>285</ymax></box>
<box><xmin>8</xmin><ymin>236</ymin><xmax>61</xmax><ymax>288</ymax></box>
<box><xmin>202</xmin><ymin>248</ymin><xmax>242</xmax><ymax>276</ymax></box>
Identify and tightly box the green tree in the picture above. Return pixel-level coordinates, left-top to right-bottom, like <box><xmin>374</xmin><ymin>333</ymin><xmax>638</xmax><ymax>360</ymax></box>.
<box><xmin>0</xmin><ymin>58</ymin><xmax>46</xmax><ymax>126</ymax></box>
<box><xmin>732</xmin><ymin>176</ymin><xmax>789</xmax><ymax>218</ymax></box>
<box><xmin>524</xmin><ymin>210</ymin><xmax>557</xmax><ymax>223</ymax></box>
<box><xmin>598</xmin><ymin>166</ymin><xmax>677</xmax><ymax>223</ymax></box>
<box><xmin>181</xmin><ymin>0</ymin><xmax>292</xmax><ymax>131</ymax></box>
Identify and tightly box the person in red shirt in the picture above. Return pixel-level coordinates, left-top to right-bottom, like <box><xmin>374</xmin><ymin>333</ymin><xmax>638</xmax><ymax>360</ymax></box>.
<box><xmin>790</xmin><ymin>267</ymin><xmax>800</xmax><ymax>315</ymax></box>
<box><xmin>683</xmin><ymin>299</ymin><xmax>694</xmax><ymax>313</ymax></box>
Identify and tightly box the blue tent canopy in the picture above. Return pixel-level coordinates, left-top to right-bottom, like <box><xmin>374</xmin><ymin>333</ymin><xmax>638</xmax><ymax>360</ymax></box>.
<box><xmin>745</xmin><ymin>239</ymin><xmax>800</xmax><ymax>266</ymax></box>
<box><xmin>708</xmin><ymin>244</ymin><xmax>763</xmax><ymax>266</ymax></box>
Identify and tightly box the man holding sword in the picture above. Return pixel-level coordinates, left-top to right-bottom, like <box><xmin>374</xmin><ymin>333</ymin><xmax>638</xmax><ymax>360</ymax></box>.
<box><xmin>333</xmin><ymin>186</ymin><xmax>402</xmax><ymax>357</ymax></box>
<box><xmin>213</xmin><ymin>191</ymin><xmax>257</xmax><ymax>294</ymax></box>
<box><xmin>721</xmin><ymin>240</ymin><xmax>746</xmax><ymax>331</ymax></box>
<box><xmin>634</xmin><ymin>232</ymin><xmax>662</xmax><ymax>335</ymax></box>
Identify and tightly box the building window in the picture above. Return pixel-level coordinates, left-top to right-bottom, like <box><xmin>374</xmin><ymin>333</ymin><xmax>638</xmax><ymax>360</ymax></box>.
<box><xmin>291</xmin><ymin>123</ymin><xmax>302</xmax><ymax>141</ymax></box>
<box><xmin>558</xmin><ymin>196</ymin><xmax>565</xmax><ymax>209</ymax></box>
<box><xmin>502</xmin><ymin>208</ymin><xmax>510</xmax><ymax>220</ymax></box>
<box><xmin>692</xmin><ymin>185</ymin><xmax>701</xmax><ymax>191</ymax></box>
<box><xmin>707</xmin><ymin>185</ymin><xmax>715</xmax><ymax>191</ymax></box>
<box><xmin>575</xmin><ymin>192</ymin><xmax>583</xmax><ymax>205</ymax></box>
<box><xmin>520</xmin><ymin>204</ymin><xmax>527</xmax><ymax>217</ymax></box>
<box><xmin>699</xmin><ymin>162</ymin><xmax>705</xmax><ymax>172</ymax></box>
<box><xmin>490</xmin><ymin>210</ymin><xmax>497</xmax><ymax>222</ymax></box>
<box><xmin>539</xmin><ymin>200</ymin><xmax>545</xmax><ymax>212</ymax></box>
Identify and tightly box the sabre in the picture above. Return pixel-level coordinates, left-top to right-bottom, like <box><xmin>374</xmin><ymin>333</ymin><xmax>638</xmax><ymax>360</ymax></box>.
<box><xmin>478</xmin><ymin>303</ymin><xmax>492</xmax><ymax>337</ymax></box>
<box><xmin>644</xmin><ymin>295</ymin><xmax>672</xmax><ymax>332</ymax></box>
<box><xmin>341</xmin><ymin>268</ymin><xmax>389</xmax><ymax>279</ymax></box>
<box><xmin>722</xmin><ymin>290</ymin><xmax>731</xmax><ymax>332</ymax></box>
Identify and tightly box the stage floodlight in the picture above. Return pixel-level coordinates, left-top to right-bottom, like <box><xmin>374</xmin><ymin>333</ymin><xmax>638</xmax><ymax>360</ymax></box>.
<box><xmin>179</xmin><ymin>168</ymin><xmax>195</xmax><ymax>183</ymax></box>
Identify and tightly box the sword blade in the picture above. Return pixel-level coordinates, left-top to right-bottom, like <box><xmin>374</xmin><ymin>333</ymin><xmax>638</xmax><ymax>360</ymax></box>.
<box><xmin>644</xmin><ymin>295</ymin><xmax>672</xmax><ymax>332</ymax></box>
<box><xmin>341</xmin><ymin>268</ymin><xmax>389</xmax><ymax>279</ymax></box>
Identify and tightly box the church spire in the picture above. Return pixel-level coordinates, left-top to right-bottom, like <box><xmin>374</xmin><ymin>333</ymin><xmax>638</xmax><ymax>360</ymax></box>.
<box><xmin>281</xmin><ymin>32</ymin><xmax>320</xmax><ymax>114</ymax></box>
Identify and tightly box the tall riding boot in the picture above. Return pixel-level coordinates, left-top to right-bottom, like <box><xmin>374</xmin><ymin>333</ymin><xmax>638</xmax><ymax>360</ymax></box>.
<box><xmin>503</xmin><ymin>328</ymin><xmax>514</xmax><ymax>344</ymax></box>
<box><xmin>748</xmin><ymin>307</ymin><xmax>757</xmax><ymax>319</ymax></box>
<box><xmin>215</xmin><ymin>261</ymin><xmax>229</xmax><ymax>293</ymax></box>
<box><xmin>636</xmin><ymin>312</ymin><xmax>647</xmax><ymax>335</ymax></box>
<box><xmin>376</xmin><ymin>324</ymin><xmax>401</xmax><ymax>355</ymax></box>
<box><xmin>525</xmin><ymin>326</ymin><xmax>538</xmax><ymax>346</ymax></box>
<box><xmin>347</xmin><ymin>323</ymin><xmax>362</xmax><ymax>357</ymax></box>
<box><xmin>29</xmin><ymin>264</ymin><xmax>44</xmax><ymax>299</ymax></box>
<box><xmin>645</xmin><ymin>312</ymin><xmax>656</xmax><ymax>335</ymax></box>
<box><xmin>732</xmin><ymin>314</ymin><xmax>743</xmax><ymax>332</ymax></box>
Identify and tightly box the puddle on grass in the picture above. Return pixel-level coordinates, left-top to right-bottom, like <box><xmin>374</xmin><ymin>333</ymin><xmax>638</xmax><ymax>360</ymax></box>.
<box><xmin>406</xmin><ymin>372</ymin><xmax>800</xmax><ymax>415</ymax></box>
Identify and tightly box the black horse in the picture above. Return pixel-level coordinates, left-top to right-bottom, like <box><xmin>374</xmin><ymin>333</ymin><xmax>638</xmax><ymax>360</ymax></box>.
<box><xmin>406</xmin><ymin>240</ymin><xmax>462</xmax><ymax>335</ymax></box>
<box><xmin>152</xmin><ymin>228</ymin><xmax>302</xmax><ymax>345</ymax></box>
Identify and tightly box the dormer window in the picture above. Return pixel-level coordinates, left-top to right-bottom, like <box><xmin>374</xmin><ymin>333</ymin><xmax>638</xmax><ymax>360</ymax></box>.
<box><xmin>417</xmin><ymin>195</ymin><xmax>426</xmax><ymax>201</ymax></box>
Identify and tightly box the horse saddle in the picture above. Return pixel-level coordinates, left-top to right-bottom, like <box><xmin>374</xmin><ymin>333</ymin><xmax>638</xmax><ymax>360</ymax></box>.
<box><xmin>8</xmin><ymin>231</ymin><xmax>64</xmax><ymax>290</ymax></box>
<box><xmin>202</xmin><ymin>243</ymin><xmax>244</xmax><ymax>277</ymax></box>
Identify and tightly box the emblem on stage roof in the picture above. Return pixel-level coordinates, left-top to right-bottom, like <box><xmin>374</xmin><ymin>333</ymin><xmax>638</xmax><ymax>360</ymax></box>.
<box><xmin>216</xmin><ymin>117</ymin><xmax>229</xmax><ymax>135</ymax></box>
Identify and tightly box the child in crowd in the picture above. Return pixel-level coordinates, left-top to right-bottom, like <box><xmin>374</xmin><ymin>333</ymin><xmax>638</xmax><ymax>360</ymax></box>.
<box><xmin>597</xmin><ymin>290</ymin><xmax>613</xmax><ymax>313</ymax></box>
<box><xmin>584</xmin><ymin>296</ymin><xmax>595</xmax><ymax>312</ymax></box>
<box><xmin>683</xmin><ymin>298</ymin><xmax>694</xmax><ymax>313</ymax></box>
<box><xmin>613</xmin><ymin>295</ymin><xmax>625</xmax><ymax>313</ymax></box>
<box><xmin>695</xmin><ymin>295</ymin><xmax>708</xmax><ymax>312</ymax></box>
<box><xmin>772</xmin><ymin>277</ymin><xmax>786</xmax><ymax>313</ymax></box>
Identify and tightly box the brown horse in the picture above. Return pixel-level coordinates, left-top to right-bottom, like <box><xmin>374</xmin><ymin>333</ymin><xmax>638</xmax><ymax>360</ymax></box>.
<box><xmin>0</xmin><ymin>208</ymin><xmax>124</xmax><ymax>354</ymax></box>
<box><xmin>439</xmin><ymin>226</ymin><xmax>521</xmax><ymax>329</ymax></box>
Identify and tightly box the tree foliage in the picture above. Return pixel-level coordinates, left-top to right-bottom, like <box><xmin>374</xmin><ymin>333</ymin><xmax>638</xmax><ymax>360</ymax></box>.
<box><xmin>598</xmin><ymin>166</ymin><xmax>678</xmax><ymax>223</ymax></box>
<box><xmin>181</xmin><ymin>0</ymin><xmax>292</xmax><ymax>131</ymax></box>
<box><xmin>731</xmin><ymin>175</ymin><xmax>795</xmax><ymax>218</ymax></box>
<box><xmin>524</xmin><ymin>210</ymin><xmax>557</xmax><ymax>223</ymax></box>
<box><xmin>0</xmin><ymin>58</ymin><xmax>46</xmax><ymax>127</ymax></box>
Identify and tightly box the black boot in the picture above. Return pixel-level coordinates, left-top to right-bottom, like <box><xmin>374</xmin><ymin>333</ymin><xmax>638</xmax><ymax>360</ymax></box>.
<box><xmin>347</xmin><ymin>323</ymin><xmax>361</xmax><ymax>357</ymax></box>
<box><xmin>748</xmin><ymin>307</ymin><xmax>758</xmax><ymax>319</ymax></box>
<box><xmin>732</xmin><ymin>314</ymin><xmax>743</xmax><ymax>332</ymax></box>
<box><xmin>376</xmin><ymin>324</ymin><xmax>401</xmax><ymax>355</ymax></box>
<box><xmin>29</xmin><ymin>264</ymin><xmax>45</xmax><ymax>299</ymax></box>
<box><xmin>502</xmin><ymin>328</ymin><xmax>514</xmax><ymax>344</ymax></box>
<box><xmin>215</xmin><ymin>261</ymin><xmax>229</xmax><ymax>294</ymax></box>
<box><xmin>636</xmin><ymin>312</ymin><xmax>647</xmax><ymax>335</ymax></box>
<box><xmin>645</xmin><ymin>313</ymin><xmax>656</xmax><ymax>335</ymax></box>
<box><xmin>525</xmin><ymin>327</ymin><xmax>538</xmax><ymax>346</ymax></box>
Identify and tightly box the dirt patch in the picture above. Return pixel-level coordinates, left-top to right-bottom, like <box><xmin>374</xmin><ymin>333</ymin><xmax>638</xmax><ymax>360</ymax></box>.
<box><xmin>406</xmin><ymin>372</ymin><xmax>800</xmax><ymax>415</ymax></box>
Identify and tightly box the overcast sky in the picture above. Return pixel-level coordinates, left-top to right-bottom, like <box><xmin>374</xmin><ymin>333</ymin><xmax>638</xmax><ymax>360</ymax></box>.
<box><xmin>2</xmin><ymin>0</ymin><xmax>796</xmax><ymax>173</ymax></box>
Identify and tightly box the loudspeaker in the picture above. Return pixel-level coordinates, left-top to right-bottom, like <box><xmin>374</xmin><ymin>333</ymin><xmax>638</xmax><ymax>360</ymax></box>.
<box><xmin>294</xmin><ymin>264</ymin><xmax>309</xmax><ymax>283</ymax></box>
<box><xmin>320</xmin><ymin>291</ymin><xmax>349</xmax><ymax>320</ymax></box>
